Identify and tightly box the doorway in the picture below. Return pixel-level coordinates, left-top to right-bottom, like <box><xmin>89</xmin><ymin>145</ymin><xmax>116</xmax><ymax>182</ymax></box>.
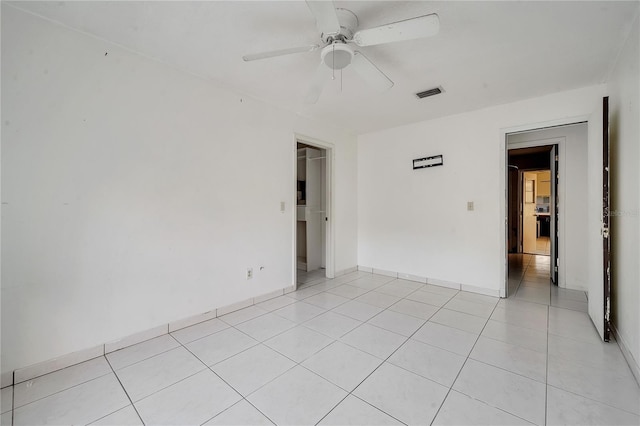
<box><xmin>508</xmin><ymin>148</ymin><xmax>556</xmax><ymax>250</ymax></box>
<box><xmin>295</xmin><ymin>140</ymin><xmax>332</xmax><ymax>288</ymax></box>
<box><xmin>504</xmin><ymin>121</ymin><xmax>589</xmax><ymax>302</ymax></box>
<box><xmin>507</xmin><ymin>145</ymin><xmax>557</xmax><ymax>300</ymax></box>
<box><xmin>520</xmin><ymin>168</ymin><xmax>552</xmax><ymax>256</ymax></box>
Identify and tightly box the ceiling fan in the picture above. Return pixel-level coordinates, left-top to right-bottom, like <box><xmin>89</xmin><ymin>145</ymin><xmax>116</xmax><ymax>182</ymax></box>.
<box><xmin>242</xmin><ymin>1</ymin><xmax>440</xmax><ymax>104</ymax></box>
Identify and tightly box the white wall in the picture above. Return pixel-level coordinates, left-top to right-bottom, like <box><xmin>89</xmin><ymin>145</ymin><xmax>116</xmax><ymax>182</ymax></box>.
<box><xmin>608</xmin><ymin>11</ymin><xmax>639</xmax><ymax>379</ymax></box>
<box><xmin>507</xmin><ymin>123</ymin><xmax>589</xmax><ymax>290</ymax></box>
<box><xmin>0</xmin><ymin>6</ymin><xmax>357</xmax><ymax>375</ymax></box>
<box><xmin>358</xmin><ymin>85</ymin><xmax>605</xmax><ymax>294</ymax></box>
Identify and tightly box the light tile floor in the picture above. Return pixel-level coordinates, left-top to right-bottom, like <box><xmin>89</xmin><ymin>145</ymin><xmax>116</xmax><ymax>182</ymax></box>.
<box><xmin>297</xmin><ymin>268</ymin><xmax>327</xmax><ymax>285</ymax></box>
<box><xmin>528</xmin><ymin>236</ymin><xmax>551</xmax><ymax>256</ymax></box>
<box><xmin>509</xmin><ymin>253</ymin><xmax>589</xmax><ymax>313</ymax></box>
<box><xmin>3</xmin><ymin>267</ymin><xmax>639</xmax><ymax>425</ymax></box>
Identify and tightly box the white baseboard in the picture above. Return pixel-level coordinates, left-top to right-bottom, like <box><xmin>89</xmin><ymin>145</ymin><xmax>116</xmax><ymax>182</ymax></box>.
<box><xmin>216</xmin><ymin>298</ymin><xmax>253</xmax><ymax>316</ymax></box>
<box><xmin>611</xmin><ymin>323</ymin><xmax>640</xmax><ymax>386</ymax></box>
<box><xmin>359</xmin><ymin>266</ymin><xmax>502</xmax><ymax>297</ymax></box>
<box><xmin>461</xmin><ymin>284</ymin><xmax>501</xmax><ymax>297</ymax></box>
<box><xmin>427</xmin><ymin>278</ymin><xmax>462</xmax><ymax>290</ymax></box>
<box><xmin>105</xmin><ymin>324</ymin><xmax>168</xmax><ymax>354</ymax></box>
<box><xmin>372</xmin><ymin>268</ymin><xmax>398</xmax><ymax>278</ymax></box>
<box><xmin>335</xmin><ymin>266</ymin><xmax>357</xmax><ymax>277</ymax></box>
<box><xmin>169</xmin><ymin>310</ymin><xmax>217</xmax><ymax>333</ymax></box>
<box><xmin>14</xmin><ymin>344</ymin><xmax>104</xmax><ymax>384</ymax></box>
<box><xmin>397</xmin><ymin>273</ymin><xmax>427</xmax><ymax>284</ymax></box>
<box><xmin>253</xmin><ymin>289</ymin><xmax>284</xmax><ymax>304</ymax></box>
<box><xmin>1</xmin><ymin>372</ymin><xmax>13</xmax><ymax>389</ymax></box>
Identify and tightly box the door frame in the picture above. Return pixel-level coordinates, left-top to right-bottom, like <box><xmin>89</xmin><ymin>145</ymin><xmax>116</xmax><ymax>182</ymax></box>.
<box><xmin>293</xmin><ymin>133</ymin><xmax>335</xmax><ymax>288</ymax></box>
<box><xmin>507</xmin><ymin>140</ymin><xmax>562</xmax><ymax>294</ymax></box>
<box><xmin>499</xmin><ymin>116</ymin><xmax>588</xmax><ymax>297</ymax></box>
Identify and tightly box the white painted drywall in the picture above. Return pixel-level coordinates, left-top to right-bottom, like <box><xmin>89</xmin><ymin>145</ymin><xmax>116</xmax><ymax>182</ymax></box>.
<box><xmin>508</xmin><ymin>123</ymin><xmax>589</xmax><ymax>291</ymax></box>
<box><xmin>0</xmin><ymin>6</ymin><xmax>357</xmax><ymax>375</ymax></box>
<box><xmin>358</xmin><ymin>85</ymin><xmax>606</xmax><ymax>292</ymax></box>
<box><xmin>607</xmin><ymin>11</ymin><xmax>639</xmax><ymax>377</ymax></box>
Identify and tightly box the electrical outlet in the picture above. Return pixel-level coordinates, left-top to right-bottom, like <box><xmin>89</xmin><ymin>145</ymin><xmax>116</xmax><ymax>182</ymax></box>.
<box><xmin>246</xmin><ymin>268</ymin><xmax>253</xmax><ymax>280</ymax></box>
<box><xmin>467</xmin><ymin>201</ymin><xmax>474</xmax><ymax>211</ymax></box>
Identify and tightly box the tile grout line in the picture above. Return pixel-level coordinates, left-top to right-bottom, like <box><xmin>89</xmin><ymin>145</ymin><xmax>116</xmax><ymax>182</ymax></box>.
<box><xmin>202</xmin><ymin>398</ymin><xmax>276</xmax><ymax>426</ymax></box>
<box><xmin>221</xmin><ymin>308</ymin><xmax>349</xmax><ymax>421</ymax></box>
<box><xmin>193</xmin><ymin>317</ymin><xmax>372</xmax><ymax>426</ymax></box>
<box><xmin>9</xmin><ymin>368</ymin><xmax>113</xmax><ymax>413</ymax></box>
<box><xmin>545</xmin><ymin>303</ymin><xmax>550</xmax><ymax>426</ymax></box>
<box><xmin>428</xmin><ymin>298</ymin><xmax>499</xmax><ymax>425</ymax></box>
<box><xmin>343</xmin><ymin>394</ymin><xmax>409</xmax><ymax>425</ymax></box>
<box><xmin>11</xmin><ymin>381</ymin><xmax>14</xmax><ymax>426</ymax></box>
<box><xmin>169</xmin><ymin>333</ymin><xmax>279</xmax><ymax>426</ymax></box>
<box><xmin>331</xmin><ymin>288</ymin><xmax>462</xmax><ymax>425</ymax></box>
<box><xmin>312</xmin><ymin>314</ymin><xmax>434</xmax><ymax>424</ymax></box>
<box><xmin>103</xmin><ymin>356</ymin><xmax>146</xmax><ymax>426</ymax></box>
<box><xmin>432</xmin><ymin>287</ymin><xmax>544</xmax><ymax>426</ymax></box>
<box><xmin>107</xmin><ymin>339</ymin><xmax>183</xmax><ymax>371</ymax></box>
<box><xmin>311</xmin><ymin>282</ymin><xmax>464</xmax><ymax>425</ymax></box>
<box><xmin>545</xmin><ymin>383</ymin><xmax>640</xmax><ymax>417</ymax></box>
<box><xmin>110</xmin><ymin>335</ymin><xmax>211</xmax><ymax>415</ymax></box>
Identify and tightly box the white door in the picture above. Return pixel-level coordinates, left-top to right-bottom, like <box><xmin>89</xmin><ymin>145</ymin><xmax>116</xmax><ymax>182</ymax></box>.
<box><xmin>523</xmin><ymin>172</ymin><xmax>538</xmax><ymax>254</ymax></box>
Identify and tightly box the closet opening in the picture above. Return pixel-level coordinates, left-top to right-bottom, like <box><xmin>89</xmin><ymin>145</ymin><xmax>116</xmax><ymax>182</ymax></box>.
<box><xmin>296</xmin><ymin>140</ymin><xmax>332</xmax><ymax>288</ymax></box>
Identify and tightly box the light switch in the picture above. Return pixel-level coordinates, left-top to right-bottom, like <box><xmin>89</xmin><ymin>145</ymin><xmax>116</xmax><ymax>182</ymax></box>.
<box><xmin>280</xmin><ymin>201</ymin><xmax>285</xmax><ymax>212</ymax></box>
<box><xmin>467</xmin><ymin>201</ymin><xmax>474</xmax><ymax>211</ymax></box>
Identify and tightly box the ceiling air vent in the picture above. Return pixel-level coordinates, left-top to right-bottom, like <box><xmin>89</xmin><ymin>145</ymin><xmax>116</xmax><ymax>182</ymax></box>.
<box><xmin>416</xmin><ymin>87</ymin><xmax>443</xmax><ymax>99</ymax></box>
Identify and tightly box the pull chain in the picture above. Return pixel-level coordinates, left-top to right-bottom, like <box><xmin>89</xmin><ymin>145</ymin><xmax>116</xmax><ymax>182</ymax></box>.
<box><xmin>332</xmin><ymin>44</ymin><xmax>335</xmax><ymax>80</ymax></box>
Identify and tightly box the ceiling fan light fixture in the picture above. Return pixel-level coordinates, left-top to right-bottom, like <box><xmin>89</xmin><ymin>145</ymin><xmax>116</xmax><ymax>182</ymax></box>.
<box><xmin>321</xmin><ymin>43</ymin><xmax>353</xmax><ymax>70</ymax></box>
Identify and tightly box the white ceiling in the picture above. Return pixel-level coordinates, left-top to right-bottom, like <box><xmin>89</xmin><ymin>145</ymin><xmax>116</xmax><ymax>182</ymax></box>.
<box><xmin>9</xmin><ymin>1</ymin><xmax>639</xmax><ymax>134</ymax></box>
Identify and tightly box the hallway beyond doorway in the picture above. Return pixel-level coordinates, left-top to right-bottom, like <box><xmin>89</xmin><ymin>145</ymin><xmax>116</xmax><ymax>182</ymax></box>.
<box><xmin>296</xmin><ymin>268</ymin><xmax>326</xmax><ymax>286</ymax></box>
<box><xmin>530</xmin><ymin>236</ymin><xmax>551</xmax><ymax>256</ymax></box>
<box><xmin>508</xmin><ymin>254</ymin><xmax>587</xmax><ymax>312</ymax></box>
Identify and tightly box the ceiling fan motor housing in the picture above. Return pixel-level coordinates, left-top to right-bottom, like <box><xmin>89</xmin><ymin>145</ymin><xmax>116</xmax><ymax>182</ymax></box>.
<box><xmin>321</xmin><ymin>8</ymin><xmax>359</xmax><ymax>41</ymax></box>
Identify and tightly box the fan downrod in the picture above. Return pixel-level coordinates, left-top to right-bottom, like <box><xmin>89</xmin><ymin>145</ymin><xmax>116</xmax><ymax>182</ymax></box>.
<box><xmin>320</xmin><ymin>8</ymin><xmax>358</xmax><ymax>43</ymax></box>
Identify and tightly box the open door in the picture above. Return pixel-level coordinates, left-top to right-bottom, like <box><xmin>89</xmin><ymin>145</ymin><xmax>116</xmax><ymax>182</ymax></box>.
<box><xmin>587</xmin><ymin>96</ymin><xmax>611</xmax><ymax>342</ymax></box>
<box><xmin>522</xmin><ymin>172</ymin><xmax>538</xmax><ymax>254</ymax></box>
<box><xmin>550</xmin><ymin>145</ymin><xmax>559</xmax><ymax>284</ymax></box>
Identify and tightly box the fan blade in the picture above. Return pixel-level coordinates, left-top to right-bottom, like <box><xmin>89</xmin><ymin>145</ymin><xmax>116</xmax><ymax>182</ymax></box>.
<box><xmin>306</xmin><ymin>1</ymin><xmax>340</xmax><ymax>36</ymax></box>
<box><xmin>304</xmin><ymin>62</ymin><xmax>331</xmax><ymax>104</ymax></box>
<box><xmin>351</xmin><ymin>51</ymin><xmax>394</xmax><ymax>91</ymax></box>
<box><xmin>243</xmin><ymin>45</ymin><xmax>319</xmax><ymax>62</ymax></box>
<box><xmin>353</xmin><ymin>13</ymin><xmax>440</xmax><ymax>47</ymax></box>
